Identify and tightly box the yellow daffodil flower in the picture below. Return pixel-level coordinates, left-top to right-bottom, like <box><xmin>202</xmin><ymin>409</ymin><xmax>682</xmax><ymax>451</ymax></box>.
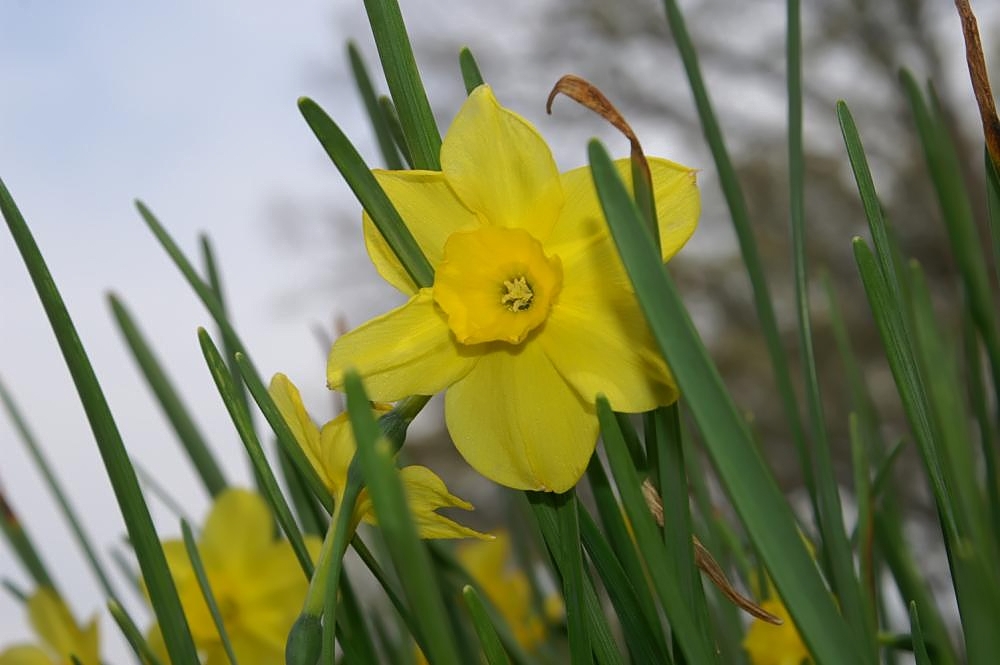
<box><xmin>150</xmin><ymin>488</ymin><xmax>321</xmax><ymax>665</ymax></box>
<box><xmin>742</xmin><ymin>596</ymin><xmax>812</xmax><ymax>665</ymax></box>
<box><xmin>268</xmin><ymin>373</ymin><xmax>488</xmax><ymax>539</ymax></box>
<box><xmin>327</xmin><ymin>84</ymin><xmax>699</xmax><ymax>492</ymax></box>
<box><xmin>457</xmin><ymin>530</ymin><xmax>560</xmax><ymax>651</ymax></box>
<box><xmin>0</xmin><ymin>588</ymin><xmax>99</xmax><ymax>665</ymax></box>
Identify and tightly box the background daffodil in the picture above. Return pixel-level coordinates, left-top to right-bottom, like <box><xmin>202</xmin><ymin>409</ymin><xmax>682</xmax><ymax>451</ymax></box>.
<box><xmin>742</xmin><ymin>596</ymin><xmax>811</xmax><ymax>665</ymax></box>
<box><xmin>268</xmin><ymin>373</ymin><xmax>487</xmax><ymax>539</ymax></box>
<box><xmin>327</xmin><ymin>84</ymin><xmax>699</xmax><ymax>492</ymax></box>
<box><xmin>457</xmin><ymin>530</ymin><xmax>561</xmax><ymax>652</ymax></box>
<box><xmin>0</xmin><ymin>589</ymin><xmax>99</xmax><ymax>665</ymax></box>
<box><xmin>151</xmin><ymin>488</ymin><xmax>321</xmax><ymax>665</ymax></box>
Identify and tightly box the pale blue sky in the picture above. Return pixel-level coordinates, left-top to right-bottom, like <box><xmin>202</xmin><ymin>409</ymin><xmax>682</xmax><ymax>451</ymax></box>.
<box><xmin>0</xmin><ymin>0</ymin><xmax>384</xmax><ymax>651</ymax></box>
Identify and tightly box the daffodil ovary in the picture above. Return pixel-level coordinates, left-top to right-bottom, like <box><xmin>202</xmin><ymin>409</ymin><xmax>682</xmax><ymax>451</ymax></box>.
<box><xmin>433</xmin><ymin>226</ymin><xmax>563</xmax><ymax>345</ymax></box>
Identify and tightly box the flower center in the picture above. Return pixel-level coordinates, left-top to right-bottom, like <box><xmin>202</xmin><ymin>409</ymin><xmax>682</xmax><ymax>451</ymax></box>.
<box><xmin>501</xmin><ymin>276</ymin><xmax>534</xmax><ymax>312</ymax></box>
<box><xmin>433</xmin><ymin>226</ymin><xmax>562</xmax><ymax>345</ymax></box>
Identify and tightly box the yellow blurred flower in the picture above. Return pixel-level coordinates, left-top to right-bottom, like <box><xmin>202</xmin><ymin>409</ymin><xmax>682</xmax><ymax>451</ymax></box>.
<box><xmin>742</xmin><ymin>595</ymin><xmax>812</xmax><ymax>665</ymax></box>
<box><xmin>458</xmin><ymin>530</ymin><xmax>560</xmax><ymax>652</ymax></box>
<box><xmin>327</xmin><ymin>84</ymin><xmax>699</xmax><ymax>492</ymax></box>
<box><xmin>151</xmin><ymin>488</ymin><xmax>321</xmax><ymax>665</ymax></box>
<box><xmin>0</xmin><ymin>588</ymin><xmax>99</xmax><ymax>665</ymax></box>
<box><xmin>269</xmin><ymin>373</ymin><xmax>487</xmax><ymax>540</ymax></box>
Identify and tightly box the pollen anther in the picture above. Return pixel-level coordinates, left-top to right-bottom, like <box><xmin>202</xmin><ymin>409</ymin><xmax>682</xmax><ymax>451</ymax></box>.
<box><xmin>501</xmin><ymin>276</ymin><xmax>534</xmax><ymax>312</ymax></box>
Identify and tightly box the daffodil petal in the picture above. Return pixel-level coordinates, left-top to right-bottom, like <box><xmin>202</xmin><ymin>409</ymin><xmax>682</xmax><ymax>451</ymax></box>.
<box><xmin>547</xmin><ymin>157</ymin><xmax>699</xmax><ymax>262</ymax></box>
<box><xmin>28</xmin><ymin>588</ymin><xmax>86</xmax><ymax>662</ymax></box>
<box><xmin>207</xmin><ymin>635</ymin><xmax>277</xmax><ymax>665</ymax></box>
<box><xmin>327</xmin><ymin>289</ymin><xmax>478</xmax><ymax>402</ymax></box>
<box><xmin>200</xmin><ymin>488</ymin><xmax>273</xmax><ymax>571</ymax></box>
<box><xmin>268</xmin><ymin>373</ymin><xmax>329</xmax><ymax>489</ymax></box>
<box><xmin>317</xmin><ymin>412</ymin><xmax>356</xmax><ymax>497</ymax></box>
<box><xmin>0</xmin><ymin>645</ymin><xmax>53</xmax><ymax>665</ymax></box>
<box><xmin>398</xmin><ymin>465</ymin><xmax>491</xmax><ymax>539</ymax></box>
<box><xmin>541</xmin><ymin>234</ymin><xmax>677</xmax><ymax>411</ymax></box>
<box><xmin>441</xmin><ymin>85</ymin><xmax>563</xmax><ymax>234</ymax></box>
<box><xmin>364</xmin><ymin>170</ymin><xmax>481</xmax><ymax>294</ymax></box>
<box><xmin>240</xmin><ymin>538</ymin><xmax>321</xmax><ymax>651</ymax></box>
<box><xmin>444</xmin><ymin>344</ymin><xmax>597</xmax><ymax>492</ymax></box>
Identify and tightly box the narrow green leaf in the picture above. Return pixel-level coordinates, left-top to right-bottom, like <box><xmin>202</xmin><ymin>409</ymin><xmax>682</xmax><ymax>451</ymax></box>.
<box><xmin>984</xmin><ymin>151</ymin><xmax>1000</xmax><ymax>290</ymax></box>
<box><xmin>529</xmin><ymin>491</ymin><xmax>588</xmax><ymax>663</ymax></box>
<box><xmin>0</xmin><ymin>177</ymin><xmax>199</xmax><ymax>663</ymax></box>
<box><xmin>648</xmin><ymin>405</ymin><xmax>716</xmax><ymax>661</ymax></box>
<box><xmin>108</xmin><ymin>294</ymin><xmax>228</xmax><ymax>498</ymax></box>
<box><xmin>337</xmin><ymin>571</ymin><xmax>381</xmax><ymax>665</ymax></box>
<box><xmin>298</xmin><ymin>97</ymin><xmax>433</xmax><ymax>288</ymax></box>
<box><xmin>0</xmin><ymin>490</ymin><xmax>55</xmax><ymax>592</ymax></box>
<box><xmin>197</xmin><ymin>329</ymin><xmax>314</xmax><ymax>578</ymax></box>
<box><xmin>659</xmin><ymin>0</ymin><xmax>813</xmax><ymax>518</ymax></box>
<box><xmin>344</xmin><ymin>370</ymin><xmax>460</xmax><ymax>665</ymax></box>
<box><xmin>181</xmin><ymin>519</ymin><xmax>240</xmax><ymax>665</ymax></box>
<box><xmin>900</xmin><ymin>72</ymin><xmax>1000</xmax><ymax>403</ymax></box>
<box><xmin>348</xmin><ymin>41</ymin><xmax>405</xmax><ymax>170</ymax></box>
<box><xmin>588</xmin><ymin>142</ymin><xmax>862</xmax><ymax>665</ymax></box>
<box><xmin>598</xmin><ymin>398</ymin><xmax>717</xmax><ymax>665</ymax></box>
<box><xmin>848</xmin><ymin>414</ymin><xmax>877</xmax><ymax>630</ymax></box>
<box><xmin>528</xmin><ymin>494</ymin><xmax>624</xmax><ymax>665</ymax></box>
<box><xmin>0</xmin><ymin>376</ymin><xmax>121</xmax><ymax>600</ymax></box>
<box><xmin>107</xmin><ymin>599</ymin><xmax>165</xmax><ymax>665</ymax></box>
<box><xmin>962</xmin><ymin>309</ymin><xmax>1000</xmax><ymax>544</ymax></box>
<box><xmin>136</xmin><ymin>204</ymin><xmax>331</xmax><ymax>514</ymax></box>
<box><xmin>578</xmin><ymin>507</ymin><xmax>672</xmax><ymax>664</ymax></box>
<box><xmin>909</xmin><ymin>603</ymin><xmax>932</xmax><ymax>665</ymax></box>
<box><xmin>362</xmin><ymin>0</ymin><xmax>442</xmax><ymax>169</ymax></box>
<box><xmin>585</xmin><ymin>456</ymin><xmax>666</xmax><ymax>656</ymax></box>
<box><xmin>462</xmin><ymin>585</ymin><xmax>510</xmax><ymax>665</ymax></box>
<box><xmin>838</xmin><ymin>106</ymin><xmax>959</xmax><ymax>541</ymax></box>
<box><xmin>199</xmin><ymin>236</ymin><xmax>262</xmax><ymax>478</ymax></box>
<box><xmin>379</xmin><ymin>96</ymin><xmax>414</xmax><ymax>169</ymax></box>
<box><xmin>2</xmin><ymin>579</ymin><xmax>28</xmax><ymax>603</ymax></box>
<box><xmin>277</xmin><ymin>447</ymin><xmax>326</xmax><ymax>537</ymax></box>
<box><xmin>459</xmin><ymin>47</ymin><xmax>485</xmax><ymax>94</ymax></box>
<box><xmin>787</xmin><ymin>1</ymin><xmax>870</xmax><ymax>652</ymax></box>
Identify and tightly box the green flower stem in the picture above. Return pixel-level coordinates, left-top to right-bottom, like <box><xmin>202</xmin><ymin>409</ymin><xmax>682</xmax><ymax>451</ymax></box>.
<box><xmin>1</xmin><ymin>178</ymin><xmax>200</xmax><ymax>664</ymax></box>
<box><xmin>181</xmin><ymin>519</ymin><xmax>240</xmax><ymax>665</ymax></box>
<box><xmin>323</xmin><ymin>482</ymin><xmax>361</xmax><ymax>662</ymax></box>
<box><xmin>378</xmin><ymin>394</ymin><xmax>431</xmax><ymax>455</ymax></box>
<box><xmin>344</xmin><ymin>371</ymin><xmax>462</xmax><ymax>665</ymax></box>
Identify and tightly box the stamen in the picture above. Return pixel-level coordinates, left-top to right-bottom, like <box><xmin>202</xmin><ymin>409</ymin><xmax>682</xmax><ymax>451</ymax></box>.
<box><xmin>501</xmin><ymin>276</ymin><xmax>534</xmax><ymax>312</ymax></box>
